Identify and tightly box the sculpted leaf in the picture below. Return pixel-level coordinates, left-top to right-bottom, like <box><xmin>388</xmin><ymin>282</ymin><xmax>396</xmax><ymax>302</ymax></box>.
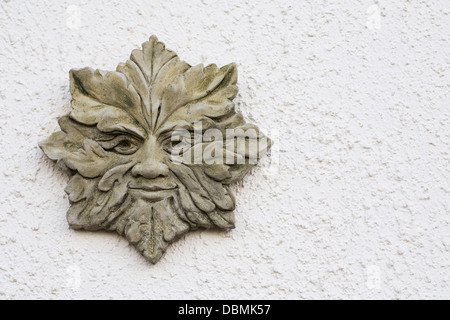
<box><xmin>40</xmin><ymin>36</ymin><xmax>271</xmax><ymax>263</ymax></box>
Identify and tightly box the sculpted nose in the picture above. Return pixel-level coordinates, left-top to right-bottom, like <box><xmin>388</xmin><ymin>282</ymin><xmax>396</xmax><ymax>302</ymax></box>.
<box><xmin>131</xmin><ymin>137</ymin><xmax>169</xmax><ymax>179</ymax></box>
<box><xmin>132</xmin><ymin>159</ymin><xmax>169</xmax><ymax>179</ymax></box>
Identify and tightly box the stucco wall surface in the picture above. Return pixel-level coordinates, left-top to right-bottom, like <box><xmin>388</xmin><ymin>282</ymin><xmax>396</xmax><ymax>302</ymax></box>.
<box><xmin>0</xmin><ymin>0</ymin><xmax>449</xmax><ymax>299</ymax></box>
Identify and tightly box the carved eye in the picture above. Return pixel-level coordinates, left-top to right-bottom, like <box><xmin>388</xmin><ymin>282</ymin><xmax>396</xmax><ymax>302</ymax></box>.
<box><xmin>98</xmin><ymin>135</ymin><xmax>141</xmax><ymax>155</ymax></box>
<box><xmin>113</xmin><ymin>139</ymin><xmax>138</xmax><ymax>155</ymax></box>
<box><xmin>162</xmin><ymin>136</ymin><xmax>183</xmax><ymax>154</ymax></box>
<box><xmin>160</xmin><ymin>130</ymin><xmax>194</xmax><ymax>155</ymax></box>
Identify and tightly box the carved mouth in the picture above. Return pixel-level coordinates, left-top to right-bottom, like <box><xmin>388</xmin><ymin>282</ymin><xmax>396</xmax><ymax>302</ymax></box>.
<box><xmin>128</xmin><ymin>181</ymin><xmax>178</xmax><ymax>192</ymax></box>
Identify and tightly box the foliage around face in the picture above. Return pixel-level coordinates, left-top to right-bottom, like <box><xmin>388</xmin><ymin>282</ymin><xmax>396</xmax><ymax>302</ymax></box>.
<box><xmin>40</xmin><ymin>36</ymin><xmax>271</xmax><ymax>263</ymax></box>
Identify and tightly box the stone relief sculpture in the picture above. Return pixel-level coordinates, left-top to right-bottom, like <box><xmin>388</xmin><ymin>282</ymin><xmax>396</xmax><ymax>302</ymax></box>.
<box><xmin>40</xmin><ymin>36</ymin><xmax>271</xmax><ymax>263</ymax></box>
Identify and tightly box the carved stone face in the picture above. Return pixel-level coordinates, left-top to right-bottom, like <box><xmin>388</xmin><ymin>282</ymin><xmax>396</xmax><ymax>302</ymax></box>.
<box><xmin>40</xmin><ymin>36</ymin><xmax>271</xmax><ymax>263</ymax></box>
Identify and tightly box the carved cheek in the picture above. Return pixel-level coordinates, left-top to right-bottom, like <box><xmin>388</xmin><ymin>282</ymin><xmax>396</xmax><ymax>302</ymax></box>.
<box><xmin>74</xmin><ymin>139</ymin><xmax>137</xmax><ymax>180</ymax></box>
<box><xmin>57</xmin><ymin>139</ymin><xmax>113</xmax><ymax>178</ymax></box>
<box><xmin>98</xmin><ymin>161</ymin><xmax>137</xmax><ymax>191</ymax></box>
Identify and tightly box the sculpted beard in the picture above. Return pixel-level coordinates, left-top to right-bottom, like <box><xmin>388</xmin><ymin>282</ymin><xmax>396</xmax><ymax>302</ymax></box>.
<box><xmin>65</xmin><ymin>161</ymin><xmax>236</xmax><ymax>263</ymax></box>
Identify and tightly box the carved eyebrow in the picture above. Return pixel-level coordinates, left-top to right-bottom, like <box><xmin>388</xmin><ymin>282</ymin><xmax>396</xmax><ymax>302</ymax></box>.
<box><xmin>96</xmin><ymin>134</ymin><xmax>140</xmax><ymax>148</ymax></box>
<box><xmin>70</xmin><ymin>107</ymin><xmax>147</xmax><ymax>139</ymax></box>
<box><xmin>97</xmin><ymin>121</ymin><xmax>146</xmax><ymax>139</ymax></box>
<box><xmin>155</xmin><ymin>120</ymin><xmax>192</xmax><ymax>137</ymax></box>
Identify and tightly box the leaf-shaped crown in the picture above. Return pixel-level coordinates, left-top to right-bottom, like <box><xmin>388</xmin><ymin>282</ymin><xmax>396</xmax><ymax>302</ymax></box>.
<box><xmin>69</xmin><ymin>36</ymin><xmax>239</xmax><ymax>135</ymax></box>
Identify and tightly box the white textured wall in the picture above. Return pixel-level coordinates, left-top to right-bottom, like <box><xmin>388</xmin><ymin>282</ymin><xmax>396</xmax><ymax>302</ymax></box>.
<box><xmin>0</xmin><ymin>0</ymin><xmax>449</xmax><ymax>299</ymax></box>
